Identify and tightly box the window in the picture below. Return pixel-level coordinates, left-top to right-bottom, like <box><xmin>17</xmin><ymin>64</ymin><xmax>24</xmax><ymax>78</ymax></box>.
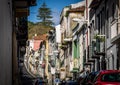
<box><xmin>112</xmin><ymin>3</ymin><xmax>115</xmax><ymax>21</ymax></box>
<box><xmin>101</xmin><ymin>8</ymin><xmax>105</xmax><ymax>34</ymax></box>
<box><xmin>97</xmin><ymin>14</ymin><xmax>100</xmax><ymax>34</ymax></box>
<box><xmin>74</xmin><ymin>40</ymin><xmax>77</xmax><ymax>58</ymax></box>
<box><xmin>97</xmin><ymin>12</ymin><xmax>102</xmax><ymax>34</ymax></box>
<box><xmin>101</xmin><ymin>73</ymin><xmax>120</xmax><ymax>82</ymax></box>
<box><xmin>106</xmin><ymin>10</ymin><xmax>109</xmax><ymax>38</ymax></box>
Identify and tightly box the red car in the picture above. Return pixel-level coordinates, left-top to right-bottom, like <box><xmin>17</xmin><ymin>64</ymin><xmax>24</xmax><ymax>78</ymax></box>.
<box><xmin>93</xmin><ymin>70</ymin><xmax>120</xmax><ymax>85</ymax></box>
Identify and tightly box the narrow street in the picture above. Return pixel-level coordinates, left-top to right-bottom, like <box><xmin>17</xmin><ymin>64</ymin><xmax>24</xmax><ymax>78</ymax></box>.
<box><xmin>0</xmin><ymin>0</ymin><xmax>120</xmax><ymax>85</ymax></box>
<box><xmin>20</xmin><ymin>64</ymin><xmax>36</xmax><ymax>85</ymax></box>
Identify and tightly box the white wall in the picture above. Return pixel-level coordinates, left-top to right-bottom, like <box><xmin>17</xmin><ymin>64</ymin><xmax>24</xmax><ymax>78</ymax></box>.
<box><xmin>0</xmin><ymin>0</ymin><xmax>12</xmax><ymax>85</ymax></box>
<box><xmin>29</xmin><ymin>40</ymin><xmax>34</xmax><ymax>50</ymax></box>
<box><xmin>55</xmin><ymin>25</ymin><xmax>61</xmax><ymax>43</ymax></box>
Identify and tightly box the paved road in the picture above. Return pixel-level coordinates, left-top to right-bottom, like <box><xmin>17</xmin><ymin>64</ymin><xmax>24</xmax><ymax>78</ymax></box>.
<box><xmin>20</xmin><ymin>65</ymin><xmax>36</xmax><ymax>85</ymax></box>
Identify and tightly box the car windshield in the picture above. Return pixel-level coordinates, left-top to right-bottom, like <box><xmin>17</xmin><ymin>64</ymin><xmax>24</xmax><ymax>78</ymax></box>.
<box><xmin>101</xmin><ymin>72</ymin><xmax>120</xmax><ymax>82</ymax></box>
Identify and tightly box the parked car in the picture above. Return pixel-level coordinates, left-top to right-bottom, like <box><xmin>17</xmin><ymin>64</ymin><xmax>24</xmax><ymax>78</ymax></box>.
<box><xmin>93</xmin><ymin>70</ymin><xmax>120</xmax><ymax>85</ymax></box>
<box><xmin>80</xmin><ymin>71</ymin><xmax>99</xmax><ymax>85</ymax></box>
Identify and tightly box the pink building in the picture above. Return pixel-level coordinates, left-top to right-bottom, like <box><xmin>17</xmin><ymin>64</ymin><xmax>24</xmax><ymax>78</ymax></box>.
<box><xmin>29</xmin><ymin>34</ymin><xmax>47</xmax><ymax>51</ymax></box>
<box><xmin>33</xmin><ymin>39</ymin><xmax>42</xmax><ymax>51</ymax></box>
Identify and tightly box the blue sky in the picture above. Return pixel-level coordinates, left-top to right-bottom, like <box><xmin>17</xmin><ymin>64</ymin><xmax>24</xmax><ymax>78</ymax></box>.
<box><xmin>28</xmin><ymin>0</ymin><xmax>83</xmax><ymax>25</ymax></box>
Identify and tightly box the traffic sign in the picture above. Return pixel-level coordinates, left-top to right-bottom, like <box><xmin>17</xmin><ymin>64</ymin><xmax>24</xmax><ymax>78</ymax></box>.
<box><xmin>54</xmin><ymin>78</ymin><xmax>60</xmax><ymax>83</ymax></box>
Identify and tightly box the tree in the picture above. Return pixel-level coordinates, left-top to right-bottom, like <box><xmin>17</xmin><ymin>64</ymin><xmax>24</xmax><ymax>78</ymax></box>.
<box><xmin>28</xmin><ymin>22</ymin><xmax>52</xmax><ymax>39</ymax></box>
<box><xmin>37</xmin><ymin>2</ymin><xmax>54</xmax><ymax>27</ymax></box>
<box><xmin>28</xmin><ymin>21</ymin><xmax>35</xmax><ymax>30</ymax></box>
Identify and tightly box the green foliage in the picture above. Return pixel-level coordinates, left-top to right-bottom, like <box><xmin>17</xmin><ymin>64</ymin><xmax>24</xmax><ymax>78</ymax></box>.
<box><xmin>28</xmin><ymin>22</ymin><xmax>53</xmax><ymax>39</ymax></box>
<box><xmin>94</xmin><ymin>34</ymin><xmax>105</xmax><ymax>42</ymax></box>
<box><xmin>37</xmin><ymin>2</ymin><xmax>54</xmax><ymax>26</ymax></box>
<box><xmin>28</xmin><ymin>21</ymin><xmax>35</xmax><ymax>30</ymax></box>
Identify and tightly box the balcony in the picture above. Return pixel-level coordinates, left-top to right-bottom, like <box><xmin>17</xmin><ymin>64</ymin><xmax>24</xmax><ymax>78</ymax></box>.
<box><xmin>111</xmin><ymin>33</ymin><xmax>120</xmax><ymax>44</ymax></box>
<box><xmin>63</xmin><ymin>38</ymin><xmax>72</xmax><ymax>42</ymax></box>
<box><xmin>88</xmin><ymin>59</ymin><xmax>95</xmax><ymax>63</ymax></box>
<box><xmin>15</xmin><ymin>0</ymin><xmax>37</xmax><ymax>17</ymax></box>
<box><xmin>111</xmin><ymin>19</ymin><xmax>120</xmax><ymax>44</ymax></box>
<box><xmin>92</xmin><ymin>55</ymin><xmax>100</xmax><ymax>59</ymax></box>
<box><xmin>94</xmin><ymin>51</ymin><xmax>105</xmax><ymax>56</ymax></box>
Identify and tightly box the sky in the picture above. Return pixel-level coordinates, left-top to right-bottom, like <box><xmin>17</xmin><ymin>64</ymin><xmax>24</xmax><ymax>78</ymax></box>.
<box><xmin>28</xmin><ymin>0</ymin><xmax>83</xmax><ymax>25</ymax></box>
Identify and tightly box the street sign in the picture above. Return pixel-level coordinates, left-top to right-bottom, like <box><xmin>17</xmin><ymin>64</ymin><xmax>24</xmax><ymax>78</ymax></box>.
<box><xmin>54</xmin><ymin>78</ymin><xmax>60</xmax><ymax>83</ymax></box>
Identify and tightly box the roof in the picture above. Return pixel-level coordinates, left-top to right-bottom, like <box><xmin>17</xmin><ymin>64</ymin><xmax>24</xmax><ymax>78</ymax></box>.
<box><xmin>68</xmin><ymin>6</ymin><xmax>85</xmax><ymax>13</ymax></box>
<box><xmin>34</xmin><ymin>34</ymin><xmax>47</xmax><ymax>40</ymax></box>
<box><xmin>70</xmin><ymin>0</ymin><xmax>85</xmax><ymax>9</ymax></box>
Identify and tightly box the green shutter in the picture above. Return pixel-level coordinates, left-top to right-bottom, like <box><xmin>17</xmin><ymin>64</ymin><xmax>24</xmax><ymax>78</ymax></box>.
<box><xmin>77</xmin><ymin>41</ymin><xmax>80</xmax><ymax>58</ymax></box>
<box><xmin>73</xmin><ymin>41</ymin><xmax>77</xmax><ymax>58</ymax></box>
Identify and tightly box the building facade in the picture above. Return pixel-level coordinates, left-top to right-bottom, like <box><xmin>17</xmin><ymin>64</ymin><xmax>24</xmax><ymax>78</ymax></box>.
<box><xmin>0</xmin><ymin>0</ymin><xmax>36</xmax><ymax>85</ymax></box>
<box><xmin>88</xmin><ymin>0</ymin><xmax>120</xmax><ymax>71</ymax></box>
